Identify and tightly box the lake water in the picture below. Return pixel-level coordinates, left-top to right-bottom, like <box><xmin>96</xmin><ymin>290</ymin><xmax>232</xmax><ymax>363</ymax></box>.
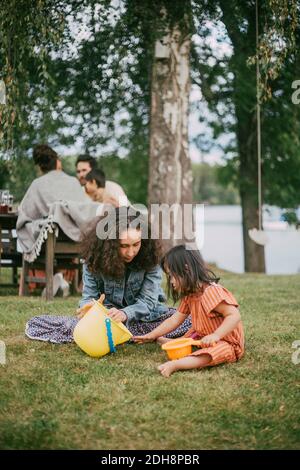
<box><xmin>195</xmin><ymin>205</ymin><xmax>300</xmax><ymax>274</ymax></box>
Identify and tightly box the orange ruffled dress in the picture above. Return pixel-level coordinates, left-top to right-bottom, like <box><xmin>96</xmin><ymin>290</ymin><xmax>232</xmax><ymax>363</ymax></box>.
<box><xmin>178</xmin><ymin>283</ymin><xmax>244</xmax><ymax>366</ymax></box>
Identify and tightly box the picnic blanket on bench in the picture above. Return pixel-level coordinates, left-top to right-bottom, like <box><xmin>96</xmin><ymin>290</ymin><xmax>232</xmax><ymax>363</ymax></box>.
<box><xmin>16</xmin><ymin>170</ymin><xmax>102</xmax><ymax>262</ymax></box>
<box><xmin>17</xmin><ymin>200</ymin><xmax>101</xmax><ymax>262</ymax></box>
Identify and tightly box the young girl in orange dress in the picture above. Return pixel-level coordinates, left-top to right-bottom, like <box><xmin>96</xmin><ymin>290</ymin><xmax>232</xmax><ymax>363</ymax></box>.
<box><xmin>133</xmin><ymin>245</ymin><xmax>244</xmax><ymax>377</ymax></box>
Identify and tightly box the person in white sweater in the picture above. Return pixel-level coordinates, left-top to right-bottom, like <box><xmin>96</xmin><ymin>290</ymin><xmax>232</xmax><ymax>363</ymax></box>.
<box><xmin>18</xmin><ymin>145</ymin><xmax>87</xmax><ymax>237</ymax></box>
<box><xmin>85</xmin><ymin>168</ymin><xmax>128</xmax><ymax>208</ymax></box>
<box><xmin>75</xmin><ymin>154</ymin><xmax>128</xmax><ymax>206</ymax></box>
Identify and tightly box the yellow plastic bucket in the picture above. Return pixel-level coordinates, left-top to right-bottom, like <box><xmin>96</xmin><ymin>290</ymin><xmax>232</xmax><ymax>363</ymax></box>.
<box><xmin>73</xmin><ymin>300</ymin><xmax>132</xmax><ymax>358</ymax></box>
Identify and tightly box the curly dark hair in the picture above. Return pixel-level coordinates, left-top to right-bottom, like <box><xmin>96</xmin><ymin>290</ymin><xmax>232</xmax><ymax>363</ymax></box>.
<box><xmin>33</xmin><ymin>144</ymin><xmax>58</xmax><ymax>173</ymax></box>
<box><xmin>161</xmin><ymin>244</ymin><xmax>220</xmax><ymax>303</ymax></box>
<box><xmin>80</xmin><ymin>206</ymin><xmax>162</xmax><ymax>279</ymax></box>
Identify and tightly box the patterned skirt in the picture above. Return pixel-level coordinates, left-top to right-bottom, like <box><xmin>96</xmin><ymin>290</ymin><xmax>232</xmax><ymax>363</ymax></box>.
<box><xmin>25</xmin><ymin>308</ymin><xmax>191</xmax><ymax>344</ymax></box>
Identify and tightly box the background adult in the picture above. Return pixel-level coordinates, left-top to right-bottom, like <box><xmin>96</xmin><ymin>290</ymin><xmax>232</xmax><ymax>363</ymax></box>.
<box><xmin>76</xmin><ymin>154</ymin><xmax>129</xmax><ymax>206</ymax></box>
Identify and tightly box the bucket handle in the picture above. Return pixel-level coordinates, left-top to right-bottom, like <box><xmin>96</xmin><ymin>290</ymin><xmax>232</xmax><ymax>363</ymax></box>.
<box><xmin>105</xmin><ymin>318</ymin><xmax>116</xmax><ymax>353</ymax></box>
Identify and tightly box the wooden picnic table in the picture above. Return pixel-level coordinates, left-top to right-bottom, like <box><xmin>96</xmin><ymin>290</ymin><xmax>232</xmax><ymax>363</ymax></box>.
<box><xmin>0</xmin><ymin>212</ymin><xmax>20</xmax><ymax>287</ymax></box>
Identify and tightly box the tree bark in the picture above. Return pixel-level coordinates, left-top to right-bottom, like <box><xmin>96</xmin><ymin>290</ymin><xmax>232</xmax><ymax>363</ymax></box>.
<box><xmin>241</xmin><ymin>190</ymin><xmax>266</xmax><ymax>272</ymax></box>
<box><xmin>148</xmin><ymin>18</ymin><xmax>193</xmax><ymax>253</ymax></box>
<box><xmin>237</xmin><ymin>113</ymin><xmax>266</xmax><ymax>273</ymax></box>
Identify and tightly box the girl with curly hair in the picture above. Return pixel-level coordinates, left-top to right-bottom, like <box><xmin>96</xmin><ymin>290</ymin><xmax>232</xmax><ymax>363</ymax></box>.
<box><xmin>25</xmin><ymin>206</ymin><xmax>191</xmax><ymax>343</ymax></box>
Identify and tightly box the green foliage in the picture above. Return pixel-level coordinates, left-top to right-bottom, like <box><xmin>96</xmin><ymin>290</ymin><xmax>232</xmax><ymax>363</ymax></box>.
<box><xmin>247</xmin><ymin>0</ymin><xmax>298</xmax><ymax>101</ymax></box>
<box><xmin>1</xmin><ymin>0</ymin><xmax>159</xmax><ymax>202</ymax></box>
<box><xmin>0</xmin><ymin>155</ymin><xmax>36</xmax><ymax>201</ymax></box>
<box><xmin>0</xmin><ymin>159</ymin><xmax>10</xmax><ymax>189</ymax></box>
<box><xmin>99</xmin><ymin>152</ymin><xmax>148</xmax><ymax>205</ymax></box>
<box><xmin>0</xmin><ymin>0</ymin><xmax>66</xmax><ymax>149</ymax></box>
<box><xmin>281</xmin><ymin>209</ymin><xmax>300</xmax><ymax>228</ymax></box>
<box><xmin>0</xmin><ymin>0</ymin><xmax>299</xmax><ymax>210</ymax></box>
<box><xmin>9</xmin><ymin>157</ymin><xmax>37</xmax><ymax>202</ymax></box>
<box><xmin>192</xmin><ymin>162</ymin><xmax>240</xmax><ymax>204</ymax></box>
<box><xmin>191</xmin><ymin>0</ymin><xmax>300</xmax><ymax>208</ymax></box>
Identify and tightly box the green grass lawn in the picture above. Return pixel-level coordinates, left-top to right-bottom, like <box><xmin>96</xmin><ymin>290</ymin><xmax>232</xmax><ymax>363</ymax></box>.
<box><xmin>0</xmin><ymin>269</ymin><xmax>299</xmax><ymax>450</ymax></box>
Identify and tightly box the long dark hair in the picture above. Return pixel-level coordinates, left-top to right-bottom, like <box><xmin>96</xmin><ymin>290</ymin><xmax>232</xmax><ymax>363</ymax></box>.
<box><xmin>81</xmin><ymin>206</ymin><xmax>161</xmax><ymax>279</ymax></box>
<box><xmin>161</xmin><ymin>244</ymin><xmax>220</xmax><ymax>302</ymax></box>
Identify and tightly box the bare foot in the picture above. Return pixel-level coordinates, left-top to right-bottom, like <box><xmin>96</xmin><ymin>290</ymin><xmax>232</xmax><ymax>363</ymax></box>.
<box><xmin>157</xmin><ymin>361</ymin><xmax>178</xmax><ymax>377</ymax></box>
<box><xmin>156</xmin><ymin>336</ymin><xmax>173</xmax><ymax>345</ymax></box>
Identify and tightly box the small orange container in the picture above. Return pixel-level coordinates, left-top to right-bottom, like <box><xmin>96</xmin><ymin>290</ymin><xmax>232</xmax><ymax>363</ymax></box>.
<box><xmin>162</xmin><ymin>338</ymin><xmax>217</xmax><ymax>360</ymax></box>
<box><xmin>161</xmin><ymin>338</ymin><xmax>203</xmax><ymax>360</ymax></box>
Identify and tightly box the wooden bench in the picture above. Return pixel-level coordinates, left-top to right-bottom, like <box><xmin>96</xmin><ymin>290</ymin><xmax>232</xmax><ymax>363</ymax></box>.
<box><xmin>0</xmin><ymin>213</ymin><xmax>22</xmax><ymax>288</ymax></box>
<box><xmin>19</xmin><ymin>229</ymin><xmax>82</xmax><ymax>301</ymax></box>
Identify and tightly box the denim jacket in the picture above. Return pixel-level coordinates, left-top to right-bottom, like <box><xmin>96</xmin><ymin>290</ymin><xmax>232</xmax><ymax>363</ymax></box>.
<box><xmin>79</xmin><ymin>263</ymin><xmax>169</xmax><ymax>323</ymax></box>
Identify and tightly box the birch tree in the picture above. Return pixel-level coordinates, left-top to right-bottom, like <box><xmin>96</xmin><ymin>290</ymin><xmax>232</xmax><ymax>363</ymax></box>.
<box><xmin>148</xmin><ymin>7</ymin><xmax>194</xmax><ymax>251</ymax></box>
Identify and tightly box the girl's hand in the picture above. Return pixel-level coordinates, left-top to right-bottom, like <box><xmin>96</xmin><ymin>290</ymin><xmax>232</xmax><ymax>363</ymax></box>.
<box><xmin>76</xmin><ymin>302</ymin><xmax>93</xmax><ymax>319</ymax></box>
<box><xmin>76</xmin><ymin>294</ymin><xmax>105</xmax><ymax>319</ymax></box>
<box><xmin>133</xmin><ymin>333</ymin><xmax>156</xmax><ymax>344</ymax></box>
<box><xmin>107</xmin><ymin>308</ymin><xmax>127</xmax><ymax>323</ymax></box>
<box><xmin>200</xmin><ymin>333</ymin><xmax>220</xmax><ymax>347</ymax></box>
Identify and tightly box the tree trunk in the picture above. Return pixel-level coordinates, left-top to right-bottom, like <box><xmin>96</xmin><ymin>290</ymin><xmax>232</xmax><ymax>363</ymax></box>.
<box><xmin>148</xmin><ymin>20</ymin><xmax>193</xmax><ymax>253</ymax></box>
<box><xmin>240</xmin><ymin>186</ymin><xmax>266</xmax><ymax>272</ymax></box>
<box><xmin>238</xmin><ymin>117</ymin><xmax>266</xmax><ymax>273</ymax></box>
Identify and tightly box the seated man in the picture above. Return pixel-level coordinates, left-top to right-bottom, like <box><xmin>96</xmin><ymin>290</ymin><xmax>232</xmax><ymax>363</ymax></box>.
<box><xmin>75</xmin><ymin>154</ymin><xmax>128</xmax><ymax>206</ymax></box>
<box><xmin>17</xmin><ymin>145</ymin><xmax>98</xmax><ymax>296</ymax></box>
<box><xmin>20</xmin><ymin>144</ymin><xmax>86</xmax><ymax>219</ymax></box>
